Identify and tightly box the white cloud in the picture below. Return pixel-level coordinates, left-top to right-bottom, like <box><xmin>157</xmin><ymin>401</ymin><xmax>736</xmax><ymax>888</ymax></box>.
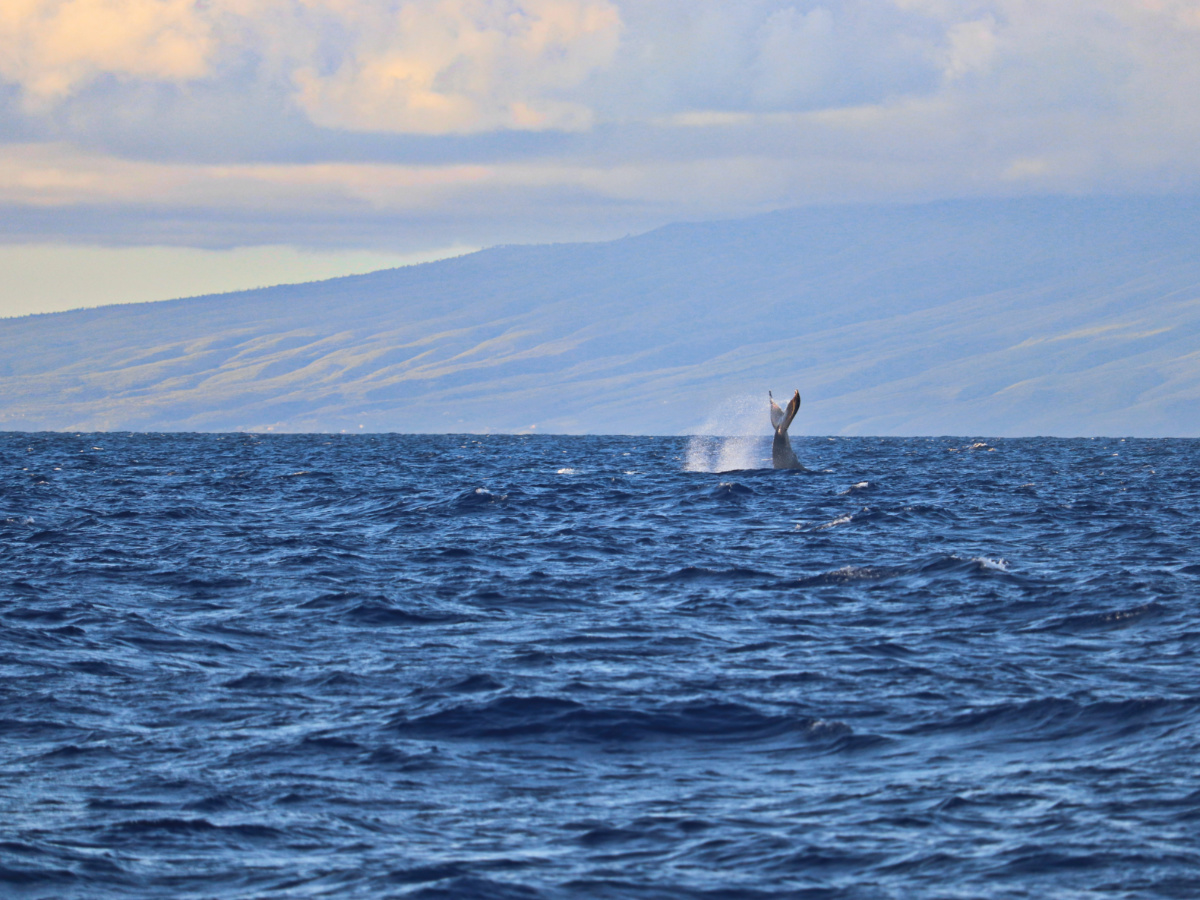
<box><xmin>942</xmin><ymin>16</ymin><xmax>996</xmax><ymax>81</ymax></box>
<box><xmin>585</xmin><ymin>1</ymin><xmax>942</xmax><ymax>117</ymax></box>
<box><xmin>750</xmin><ymin>7</ymin><xmax>837</xmax><ymax>107</ymax></box>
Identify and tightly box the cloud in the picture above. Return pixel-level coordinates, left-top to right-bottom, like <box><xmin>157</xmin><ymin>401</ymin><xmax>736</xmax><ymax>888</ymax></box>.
<box><xmin>0</xmin><ymin>142</ymin><xmax>499</xmax><ymax>210</ymax></box>
<box><xmin>291</xmin><ymin>0</ymin><xmax>622</xmax><ymax>134</ymax></box>
<box><xmin>0</xmin><ymin>0</ymin><xmax>622</xmax><ymax>134</ymax></box>
<box><xmin>3</xmin><ymin>0</ymin><xmax>1199</xmax><ymax>141</ymax></box>
<box><xmin>750</xmin><ymin>7</ymin><xmax>838</xmax><ymax>107</ymax></box>
<box><xmin>2</xmin><ymin>0</ymin><xmax>1200</xmax><ymax>258</ymax></box>
<box><xmin>580</xmin><ymin>1</ymin><xmax>944</xmax><ymax>117</ymax></box>
<box><xmin>942</xmin><ymin>16</ymin><xmax>996</xmax><ymax>81</ymax></box>
<box><xmin>0</xmin><ymin>0</ymin><xmax>214</xmax><ymax>101</ymax></box>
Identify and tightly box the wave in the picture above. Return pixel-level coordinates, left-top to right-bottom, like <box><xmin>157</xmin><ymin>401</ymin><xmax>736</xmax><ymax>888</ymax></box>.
<box><xmin>1027</xmin><ymin>601</ymin><xmax>1165</xmax><ymax>632</ymax></box>
<box><xmin>648</xmin><ymin>566</ymin><xmax>772</xmax><ymax>584</ymax></box>
<box><xmin>392</xmin><ymin>695</ymin><xmax>868</xmax><ymax>748</ymax></box>
<box><xmin>908</xmin><ymin>695</ymin><xmax>1200</xmax><ymax>745</ymax></box>
<box><xmin>100</xmin><ymin>818</ymin><xmax>285</xmax><ymax>843</ymax></box>
<box><xmin>786</xmin><ymin>555</ymin><xmax>1014</xmax><ymax>590</ymax></box>
<box><xmin>4</xmin><ymin>432</ymin><xmax>1199</xmax><ymax>898</ymax></box>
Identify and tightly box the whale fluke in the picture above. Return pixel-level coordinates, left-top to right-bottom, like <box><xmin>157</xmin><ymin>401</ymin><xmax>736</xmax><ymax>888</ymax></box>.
<box><xmin>769</xmin><ymin>391</ymin><xmax>784</xmax><ymax>429</ymax></box>
<box><xmin>769</xmin><ymin>389</ymin><xmax>803</xmax><ymax>469</ymax></box>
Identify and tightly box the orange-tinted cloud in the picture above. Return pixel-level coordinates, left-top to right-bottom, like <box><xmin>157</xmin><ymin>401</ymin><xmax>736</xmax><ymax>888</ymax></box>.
<box><xmin>0</xmin><ymin>0</ymin><xmax>214</xmax><ymax>100</ymax></box>
<box><xmin>0</xmin><ymin>0</ymin><xmax>621</xmax><ymax>133</ymax></box>
<box><xmin>290</xmin><ymin>0</ymin><xmax>621</xmax><ymax>134</ymax></box>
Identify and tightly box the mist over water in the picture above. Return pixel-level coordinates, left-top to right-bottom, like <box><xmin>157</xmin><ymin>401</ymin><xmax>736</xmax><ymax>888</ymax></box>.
<box><xmin>684</xmin><ymin>392</ymin><xmax>776</xmax><ymax>472</ymax></box>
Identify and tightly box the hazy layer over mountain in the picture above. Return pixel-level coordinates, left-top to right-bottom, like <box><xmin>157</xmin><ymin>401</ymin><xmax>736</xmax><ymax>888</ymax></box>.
<box><xmin>3</xmin><ymin>198</ymin><xmax>1199</xmax><ymax>436</ymax></box>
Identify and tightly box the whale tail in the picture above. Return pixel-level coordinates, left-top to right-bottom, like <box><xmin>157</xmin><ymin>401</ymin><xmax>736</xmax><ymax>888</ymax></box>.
<box><xmin>769</xmin><ymin>389</ymin><xmax>803</xmax><ymax>470</ymax></box>
<box><xmin>772</xmin><ymin>389</ymin><xmax>800</xmax><ymax>434</ymax></box>
<box><xmin>768</xmin><ymin>390</ymin><xmax>784</xmax><ymax>429</ymax></box>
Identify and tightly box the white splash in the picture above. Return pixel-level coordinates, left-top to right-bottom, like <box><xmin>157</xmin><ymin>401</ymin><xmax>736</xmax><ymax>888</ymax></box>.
<box><xmin>818</xmin><ymin>513</ymin><xmax>854</xmax><ymax>530</ymax></box>
<box><xmin>683</xmin><ymin>392</ymin><xmax>771</xmax><ymax>472</ymax></box>
<box><xmin>972</xmin><ymin>556</ymin><xmax>1009</xmax><ymax>571</ymax></box>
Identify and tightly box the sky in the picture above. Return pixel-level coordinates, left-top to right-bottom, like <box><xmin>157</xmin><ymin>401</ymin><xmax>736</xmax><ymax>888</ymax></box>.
<box><xmin>3</xmin><ymin>0</ymin><xmax>1200</xmax><ymax>314</ymax></box>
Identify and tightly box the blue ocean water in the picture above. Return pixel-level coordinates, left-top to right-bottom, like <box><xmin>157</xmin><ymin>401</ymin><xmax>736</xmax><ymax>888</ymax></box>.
<box><xmin>2</xmin><ymin>432</ymin><xmax>1199</xmax><ymax>899</ymax></box>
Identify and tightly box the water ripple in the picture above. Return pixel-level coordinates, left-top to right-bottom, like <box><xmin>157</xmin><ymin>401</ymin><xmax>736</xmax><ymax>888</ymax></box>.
<box><xmin>2</xmin><ymin>433</ymin><xmax>1198</xmax><ymax>898</ymax></box>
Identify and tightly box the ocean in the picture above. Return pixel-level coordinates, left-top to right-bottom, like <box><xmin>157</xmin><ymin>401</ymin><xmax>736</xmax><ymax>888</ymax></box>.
<box><xmin>2</xmin><ymin>432</ymin><xmax>1198</xmax><ymax>898</ymax></box>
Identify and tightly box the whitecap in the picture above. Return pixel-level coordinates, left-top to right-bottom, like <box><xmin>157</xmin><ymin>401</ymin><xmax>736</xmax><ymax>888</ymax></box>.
<box><xmin>818</xmin><ymin>513</ymin><xmax>854</xmax><ymax>530</ymax></box>
<box><xmin>972</xmin><ymin>556</ymin><xmax>1009</xmax><ymax>571</ymax></box>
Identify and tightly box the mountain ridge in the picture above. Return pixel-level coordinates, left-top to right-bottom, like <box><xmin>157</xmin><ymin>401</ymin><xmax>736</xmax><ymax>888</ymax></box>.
<box><xmin>3</xmin><ymin>197</ymin><xmax>1199</xmax><ymax>436</ymax></box>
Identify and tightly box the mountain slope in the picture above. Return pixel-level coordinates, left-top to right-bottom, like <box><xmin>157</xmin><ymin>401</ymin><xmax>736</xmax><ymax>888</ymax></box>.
<box><xmin>3</xmin><ymin>197</ymin><xmax>1199</xmax><ymax>435</ymax></box>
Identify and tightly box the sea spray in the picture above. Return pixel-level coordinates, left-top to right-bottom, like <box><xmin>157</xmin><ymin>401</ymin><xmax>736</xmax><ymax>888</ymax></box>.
<box><xmin>684</xmin><ymin>392</ymin><xmax>772</xmax><ymax>472</ymax></box>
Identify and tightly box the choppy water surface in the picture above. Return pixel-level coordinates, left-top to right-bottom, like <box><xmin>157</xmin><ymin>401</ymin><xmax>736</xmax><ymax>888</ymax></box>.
<box><xmin>3</xmin><ymin>433</ymin><xmax>1199</xmax><ymax>899</ymax></box>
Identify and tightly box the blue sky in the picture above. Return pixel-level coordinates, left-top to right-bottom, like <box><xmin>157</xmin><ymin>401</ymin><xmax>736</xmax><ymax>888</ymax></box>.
<box><xmin>3</xmin><ymin>0</ymin><xmax>1200</xmax><ymax>314</ymax></box>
